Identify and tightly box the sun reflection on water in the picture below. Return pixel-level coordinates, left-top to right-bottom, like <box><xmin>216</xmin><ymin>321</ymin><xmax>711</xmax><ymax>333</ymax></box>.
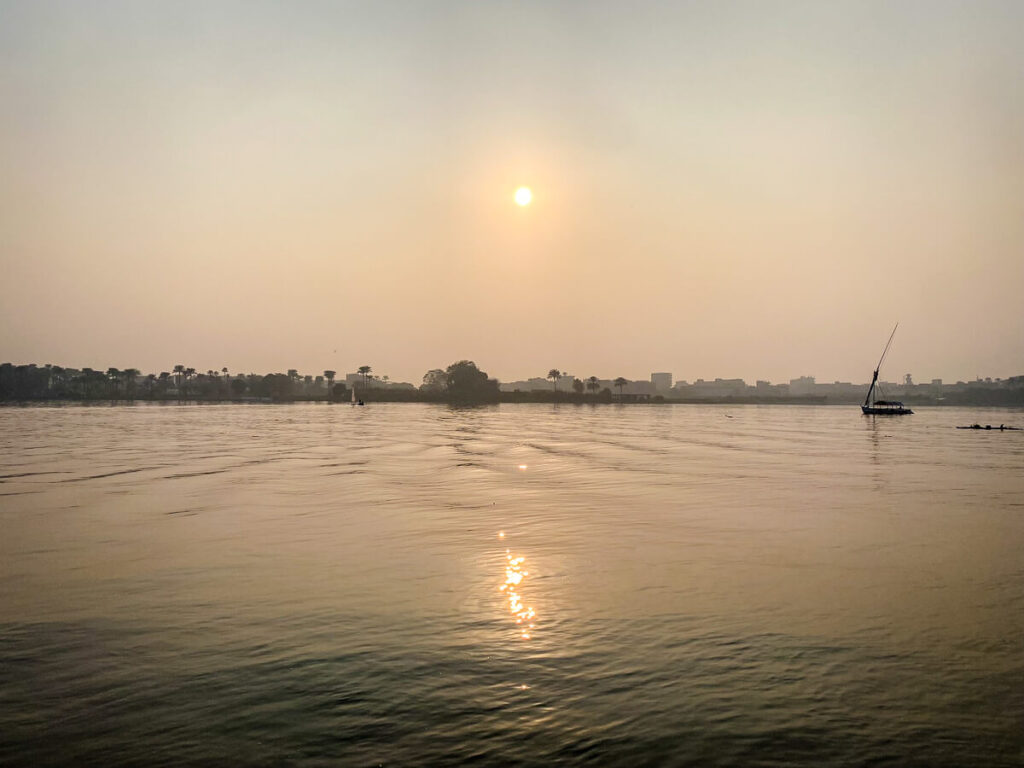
<box><xmin>499</xmin><ymin>540</ymin><xmax>537</xmax><ymax>640</ymax></box>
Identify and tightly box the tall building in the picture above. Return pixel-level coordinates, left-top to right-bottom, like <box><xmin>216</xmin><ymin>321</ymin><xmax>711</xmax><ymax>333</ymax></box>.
<box><xmin>789</xmin><ymin>376</ymin><xmax>816</xmax><ymax>395</ymax></box>
<box><xmin>651</xmin><ymin>372</ymin><xmax>672</xmax><ymax>391</ymax></box>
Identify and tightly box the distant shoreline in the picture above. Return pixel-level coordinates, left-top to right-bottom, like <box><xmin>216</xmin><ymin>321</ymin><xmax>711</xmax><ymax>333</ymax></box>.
<box><xmin>4</xmin><ymin>361</ymin><xmax>1023</xmax><ymax>408</ymax></box>
<box><xmin>3</xmin><ymin>395</ymin><xmax>1022</xmax><ymax>408</ymax></box>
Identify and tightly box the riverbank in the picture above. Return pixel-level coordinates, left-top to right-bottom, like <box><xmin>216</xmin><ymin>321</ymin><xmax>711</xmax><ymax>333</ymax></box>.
<box><xmin>3</xmin><ymin>392</ymin><xmax>1023</xmax><ymax>407</ymax></box>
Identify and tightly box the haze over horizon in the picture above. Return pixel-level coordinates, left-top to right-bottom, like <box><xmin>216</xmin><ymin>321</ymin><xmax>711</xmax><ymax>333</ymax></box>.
<box><xmin>2</xmin><ymin>1</ymin><xmax>1022</xmax><ymax>386</ymax></box>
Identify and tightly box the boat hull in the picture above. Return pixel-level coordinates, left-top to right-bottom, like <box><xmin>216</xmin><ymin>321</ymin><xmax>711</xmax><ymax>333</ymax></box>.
<box><xmin>862</xmin><ymin>405</ymin><xmax>913</xmax><ymax>415</ymax></box>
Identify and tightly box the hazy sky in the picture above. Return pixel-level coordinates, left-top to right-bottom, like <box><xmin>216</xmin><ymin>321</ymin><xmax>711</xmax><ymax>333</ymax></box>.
<box><xmin>2</xmin><ymin>1</ymin><xmax>1021</xmax><ymax>385</ymax></box>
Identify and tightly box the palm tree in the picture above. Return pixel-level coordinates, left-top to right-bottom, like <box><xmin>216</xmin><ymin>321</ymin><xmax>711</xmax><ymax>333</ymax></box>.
<box><xmin>205</xmin><ymin>370</ymin><xmax>218</xmax><ymax>399</ymax></box>
<box><xmin>324</xmin><ymin>370</ymin><xmax>336</xmax><ymax>400</ymax></box>
<box><xmin>358</xmin><ymin>365</ymin><xmax>372</xmax><ymax>385</ymax></box>
<box><xmin>614</xmin><ymin>377</ymin><xmax>628</xmax><ymax>400</ymax></box>
<box><xmin>77</xmin><ymin>368</ymin><xmax>105</xmax><ymax>399</ymax></box>
<box><xmin>572</xmin><ymin>378</ymin><xmax>584</xmax><ymax>395</ymax></box>
<box><xmin>106</xmin><ymin>367</ymin><xmax>121</xmax><ymax>399</ymax></box>
<box><xmin>548</xmin><ymin>369</ymin><xmax>561</xmax><ymax>392</ymax></box>
<box><xmin>222</xmin><ymin>367</ymin><xmax>229</xmax><ymax>397</ymax></box>
<box><xmin>173</xmin><ymin>365</ymin><xmax>185</xmax><ymax>395</ymax></box>
<box><xmin>121</xmin><ymin>368</ymin><xmax>140</xmax><ymax>400</ymax></box>
<box><xmin>78</xmin><ymin>368</ymin><xmax>94</xmax><ymax>398</ymax></box>
<box><xmin>587</xmin><ymin>376</ymin><xmax>600</xmax><ymax>396</ymax></box>
<box><xmin>184</xmin><ymin>367</ymin><xmax>196</xmax><ymax>399</ymax></box>
<box><xmin>49</xmin><ymin>365</ymin><xmax>64</xmax><ymax>394</ymax></box>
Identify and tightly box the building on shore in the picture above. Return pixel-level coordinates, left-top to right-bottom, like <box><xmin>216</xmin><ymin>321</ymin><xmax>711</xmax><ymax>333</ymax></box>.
<box><xmin>651</xmin><ymin>372</ymin><xmax>672</xmax><ymax>392</ymax></box>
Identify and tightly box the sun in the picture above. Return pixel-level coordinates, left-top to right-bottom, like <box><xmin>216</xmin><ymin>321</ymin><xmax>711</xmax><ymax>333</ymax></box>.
<box><xmin>514</xmin><ymin>187</ymin><xmax>532</xmax><ymax>206</ymax></box>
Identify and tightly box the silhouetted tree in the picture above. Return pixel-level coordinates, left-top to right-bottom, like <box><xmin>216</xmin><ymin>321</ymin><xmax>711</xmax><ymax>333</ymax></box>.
<box><xmin>324</xmin><ymin>370</ymin><xmax>336</xmax><ymax>399</ymax></box>
<box><xmin>173</xmin><ymin>365</ymin><xmax>185</xmax><ymax>397</ymax></box>
<box><xmin>82</xmin><ymin>368</ymin><xmax>106</xmax><ymax>398</ymax></box>
<box><xmin>548</xmin><ymin>369</ymin><xmax>561</xmax><ymax>391</ymax></box>
<box><xmin>614</xmin><ymin>377</ymin><xmax>628</xmax><ymax>399</ymax></box>
<box><xmin>446</xmin><ymin>361</ymin><xmax>499</xmax><ymax>402</ymax></box>
<box><xmin>358</xmin><ymin>365</ymin><xmax>372</xmax><ymax>385</ymax></box>
<box><xmin>421</xmin><ymin>369</ymin><xmax>446</xmax><ymax>392</ymax></box>
<box><xmin>587</xmin><ymin>376</ymin><xmax>600</xmax><ymax>396</ymax></box>
<box><xmin>50</xmin><ymin>365</ymin><xmax>65</xmax><ymax>394</ymax></box>
<box><xmin>255</xmin><ymin>373</ymin><xmax>293</xmax><ymax>400</ymax></box>
<box><xmin>572</xmin><ymin>378</ymin><xmax>584</xmax><ymax>395</ymax></box>
<box><xmin>0</xmin><ymin>363</ymin><xmax>53</xmax><ymax>399</ymax></box>
<box><xmin>230</xmin><ymin>378</ymin><xmax>247</xmax><ymax>397</ymax></box>
<box><xmin>106</xmin><ymin>367</ymin><xmax>121</xmax><ymax>398</ymax></box>
<box><xmin>121</xmin><ymin>368</ymin><xmax>139</xmax><ymax>400</ymax></box>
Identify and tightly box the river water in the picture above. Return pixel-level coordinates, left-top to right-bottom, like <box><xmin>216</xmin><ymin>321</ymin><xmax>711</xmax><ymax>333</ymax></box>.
<box><xmin>1</xmin><ymin>403</ymin><xmax>1022</xmax><ymax>766</ymax></box>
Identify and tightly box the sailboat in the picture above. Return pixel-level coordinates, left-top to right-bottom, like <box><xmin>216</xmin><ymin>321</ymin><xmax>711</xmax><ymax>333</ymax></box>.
<box><xmin>862</xmin><ymin>324</ymin><xmax>913</xmax><ymax>415</ymax></box>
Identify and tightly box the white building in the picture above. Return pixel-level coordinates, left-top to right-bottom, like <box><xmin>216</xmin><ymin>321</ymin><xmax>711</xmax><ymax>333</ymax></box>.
<box><xmin>788</xmin><ymin>376</ymin><xmax>816</xmax><ymax>396</ymax></box>
<box><xmin>651</xmin><ymin>372</ymin><xmax>673</xmax><ymax>391</ymax></box>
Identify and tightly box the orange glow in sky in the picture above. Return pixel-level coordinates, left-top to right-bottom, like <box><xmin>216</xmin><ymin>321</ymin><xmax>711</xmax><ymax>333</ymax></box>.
<box><xmin>1</xmin><ymin>3</ymin><xmax>1021</xmax><ymax>385</ymax></box>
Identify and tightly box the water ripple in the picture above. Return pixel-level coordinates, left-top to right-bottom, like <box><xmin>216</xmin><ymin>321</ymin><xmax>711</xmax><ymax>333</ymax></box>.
<box><xmin>0</xmin><ymin>402</ymin><xmax>1022</xmax><ymax>766</ymax></box>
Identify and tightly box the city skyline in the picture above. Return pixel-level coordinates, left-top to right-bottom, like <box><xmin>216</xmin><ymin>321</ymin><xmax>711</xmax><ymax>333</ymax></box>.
<box><xmin>3</xmin><ymin>357</ymin><xmax>1018</xmax><ymax>393</ymax></box>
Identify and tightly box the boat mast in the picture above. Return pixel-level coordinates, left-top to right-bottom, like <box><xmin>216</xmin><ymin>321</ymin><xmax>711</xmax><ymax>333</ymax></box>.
<box><xmin>864</xmin><ymin>323</ymin><xmax>898</xmax><ymax>407</ymax></box>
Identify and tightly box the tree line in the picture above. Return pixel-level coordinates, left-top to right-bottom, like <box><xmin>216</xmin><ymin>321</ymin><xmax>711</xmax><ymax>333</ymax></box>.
<box><xmin>1</xmin><ymin>360</ymin><xmax>652</xmax><ymax>404</ymax></box>
<box><xmin>0</xmin><ymin>360</ymin><xmax>501</xmax><ymax>403</ymax></box>
<box><xmin>544</xmin><ymin>368</ymin><xmax>623</xmax><ymax>398</ymax></box>
<box><xmin>0</xmin><ymin>362</ymin><xmax>334</xmax><ymax>401</ymax></box>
